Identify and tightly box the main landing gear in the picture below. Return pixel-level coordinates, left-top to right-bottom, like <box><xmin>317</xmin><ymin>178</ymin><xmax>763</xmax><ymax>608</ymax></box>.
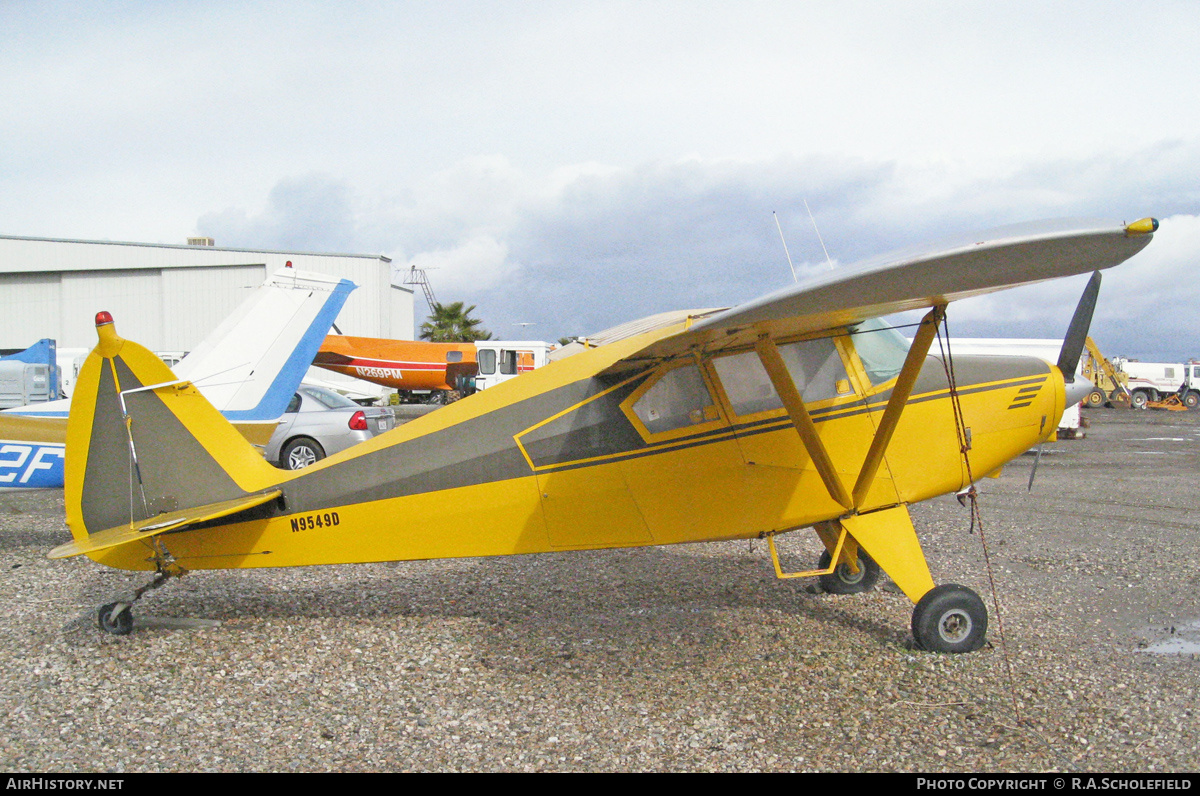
<box><xmin>910</xmin><ymin>583</ymin><xmax>988</xmax><ymax>654</ymax></box>
<box><xmin>817</xmin><ymin>548</ymin><xmax>881</xmax><ymax>595</ymax></box>
<box><xmin>810</xmin><ymin>547</ymin><xmax>986</xmax><ymax>653</ymax></box>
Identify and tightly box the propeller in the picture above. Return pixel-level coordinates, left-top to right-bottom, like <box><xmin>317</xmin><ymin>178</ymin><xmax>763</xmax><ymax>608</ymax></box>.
<box><xmin>1029</xmin><ymin>270</ymin><xmax>1103</xmax><ymax>492</ymax></box>
<box><xmin>1056</xmin><ymin>270</ymin><xmax>1102</xmax><ymax>383</ymax></box>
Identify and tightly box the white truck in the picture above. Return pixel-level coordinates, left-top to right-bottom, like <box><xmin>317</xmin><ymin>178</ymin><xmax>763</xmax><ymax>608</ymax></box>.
<box><xmin>1113</xmin><ymin>359</ymin><xmax>1200</xmax><ymax>409</ymax></box>
<box><xmin>470</xmin><ymin>340</ymin><xmax>554</xmax><ymax>391</ymax></box>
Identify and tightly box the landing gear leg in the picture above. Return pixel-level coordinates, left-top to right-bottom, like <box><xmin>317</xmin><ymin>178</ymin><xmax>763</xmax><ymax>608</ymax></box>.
<box><xmin>96</xmin><ymin>556</ymin><xmax>185</xmax><ymax>635</ymax></box>
<box><xmin>837</xmin><ymin>505</ymin><xmax>989</xmax><ymax>653</ymax></box>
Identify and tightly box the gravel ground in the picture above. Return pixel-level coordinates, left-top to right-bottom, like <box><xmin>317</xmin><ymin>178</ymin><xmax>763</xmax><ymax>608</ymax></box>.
<box><xmin>2</xmin><ymin>408</ymin><xmax>1199</xmax><ymax>772</ymax></box>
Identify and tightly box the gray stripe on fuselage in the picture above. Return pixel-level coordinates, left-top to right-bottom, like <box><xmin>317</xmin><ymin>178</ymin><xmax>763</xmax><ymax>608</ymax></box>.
<box><xmin>278</xmin><ymin>371</ymin><xmax>650</xmax><ymax>514</ymax></box>
<box><xmin>274</xmin><ymin>353</ymin><xmax>1051</xmax><ymax>514</ymax></box>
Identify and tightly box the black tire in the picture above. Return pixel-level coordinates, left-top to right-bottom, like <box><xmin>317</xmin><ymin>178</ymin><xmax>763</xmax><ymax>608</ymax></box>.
<box><xmin>1185</xmin><ymin>391</ymin><xmax>1200</xmax><ymax>410</ymax></box>
<box><xmin>281</xmin><ymin>437</ymin><xmax>326</xmax><ymax>470</ymax></box>
<box><xmin>1085</xmin><ymin>389</ymin><xmax>1106</xmax><ymax>408</ymax></box>
<box><xmin>98</xmin><ymin>602</ymin><xmax>133</xmax><ymax>635</ymax></box>
<box><xmin>818</xmin><ymin>548</ymin><xmax>881</xmax><ymax>594</ymax></box>
<box><xmin>911</xmin><ymin>584</ymin><xmax>988</xmax><ymax>653</ymax></box>
<box><xmin>1131</xmin><ymin>390</ymin><xmax>1150</xmax><ymax>410</ymax></box>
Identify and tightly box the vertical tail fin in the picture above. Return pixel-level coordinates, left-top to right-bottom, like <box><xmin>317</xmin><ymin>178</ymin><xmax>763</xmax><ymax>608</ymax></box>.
<box><xmin>174</xmin><ymin>267</ymin><xmax>356</xmax><ymax>420</ymax></box>
<box><xmin>62</xmin><ymin>313</ymin><xmax>283</xmax><ymax>561</ymax></box>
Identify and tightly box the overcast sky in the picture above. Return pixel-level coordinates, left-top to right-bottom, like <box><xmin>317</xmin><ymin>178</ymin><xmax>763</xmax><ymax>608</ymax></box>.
<box><xmin>4</xmin><ymin>1</ymin><xmax>1199</xmax><ymax>360</ymax></box>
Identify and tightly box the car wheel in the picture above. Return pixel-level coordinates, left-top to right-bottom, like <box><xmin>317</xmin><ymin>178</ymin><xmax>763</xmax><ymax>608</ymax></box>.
<box><xmin>281</xmin><ymin>437</ymin><xmax>326</xmax><ymax>470</ymax></box>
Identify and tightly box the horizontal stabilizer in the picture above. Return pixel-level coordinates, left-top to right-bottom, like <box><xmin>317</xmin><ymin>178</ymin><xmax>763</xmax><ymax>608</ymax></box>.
<box><xmin>50</xmin><ymin>489</ymin><xmax>281</xmax><ymax>559</ymax></box>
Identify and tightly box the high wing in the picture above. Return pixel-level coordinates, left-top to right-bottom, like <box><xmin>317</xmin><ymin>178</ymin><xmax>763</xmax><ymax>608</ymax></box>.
<box><xmin>593</xmin><ymin>218</ymin><xmax>1156</xmax><ymax>372</ymax></box>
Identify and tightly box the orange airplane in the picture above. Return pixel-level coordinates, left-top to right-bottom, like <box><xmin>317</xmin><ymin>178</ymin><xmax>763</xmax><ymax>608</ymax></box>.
<box><xmin>313</xmin><ymin>335</ymin><xmax>478</xmax><ymax>395</ymax></box>
<box><xmin>314</xmin><ymin>336</ymin><xmax>550</xmax><ymax>400</ymax></box>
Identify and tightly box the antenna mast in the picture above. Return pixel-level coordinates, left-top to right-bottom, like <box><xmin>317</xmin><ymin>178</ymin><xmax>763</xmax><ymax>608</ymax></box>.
<box><xmin>403</xmin><ymin>265</ymin><xmax>439</xmax><ymax>310</ymax></box>
<box><xmin>773</xmin><ymin>211</ymin><xmax>799</xmax><ymax>283</ymax></box>
<box><xmin>803</xmin><ymin>198</ymin><xmax>835</xmax><ymax>271</ymax></box>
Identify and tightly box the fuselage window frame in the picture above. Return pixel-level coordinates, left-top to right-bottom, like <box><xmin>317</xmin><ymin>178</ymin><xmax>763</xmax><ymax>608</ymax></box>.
<box><xmin>622</xmin><ymin>358</ymin><xmax>727</xmax><ymax>443</ymax></box>
<box><xmin>706</xmin><ymin>332</ymin><xmax>859</xmax><ymax>424</ymax></box>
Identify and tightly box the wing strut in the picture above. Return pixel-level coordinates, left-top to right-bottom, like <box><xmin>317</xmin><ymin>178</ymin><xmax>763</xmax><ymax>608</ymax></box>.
<box><xmin>755</xmin><ymin>335</ymin><xmax>853</xmax><ymax>511</ymax></box>
<box><xmin>851</xmin><ymin>304</ymin><xmax>946</xmax><ymax>507</ymax></box>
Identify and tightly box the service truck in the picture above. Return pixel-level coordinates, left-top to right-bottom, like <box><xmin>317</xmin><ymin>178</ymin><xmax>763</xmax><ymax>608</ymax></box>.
<box><xmin>1113</xmin><ymin>358</ymin><xmax>1200</xmax><ymax>409</ymax></box>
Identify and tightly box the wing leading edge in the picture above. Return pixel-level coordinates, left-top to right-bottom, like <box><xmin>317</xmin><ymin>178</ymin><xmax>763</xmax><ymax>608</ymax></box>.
<box><xmin>601</xmin><ymin>217</ymin><xmax>1156</xmax><ymax>371</ymax></box>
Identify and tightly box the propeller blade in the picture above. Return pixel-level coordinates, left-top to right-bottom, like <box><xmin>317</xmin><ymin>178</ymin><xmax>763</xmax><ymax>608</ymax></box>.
<box><xmin>1056</xmin><ymin>270</ymin><xmax>1102</xmax><ymax>383</ymax></box>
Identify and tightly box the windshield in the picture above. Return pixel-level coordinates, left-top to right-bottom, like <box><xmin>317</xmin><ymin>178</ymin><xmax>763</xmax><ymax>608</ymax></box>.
<box><xmin>300</xmin><ymin>385</ymin><xmax>360</xmax><ymax>409</ymax></box>
<box><xmin>850</xmin><ymin>317</ymin><xmax>911</xmax><ymax>386</ymax></box>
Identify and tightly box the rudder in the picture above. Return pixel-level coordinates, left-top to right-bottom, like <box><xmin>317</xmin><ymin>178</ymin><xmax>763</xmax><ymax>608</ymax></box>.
<box><xmin>63</xmin><ymin>313</ymin><xmax>283</xmax><ymax>567</ymax></box>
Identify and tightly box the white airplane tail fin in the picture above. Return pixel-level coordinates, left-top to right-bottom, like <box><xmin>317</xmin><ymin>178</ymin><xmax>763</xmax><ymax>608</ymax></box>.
<box><xmin>174</xmin><ymin>266</ymin><xmax>356</xmax><ymax>421</ymax></box>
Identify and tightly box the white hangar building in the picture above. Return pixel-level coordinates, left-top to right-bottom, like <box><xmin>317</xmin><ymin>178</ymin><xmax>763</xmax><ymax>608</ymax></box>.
<box><xmin>0</xmin><ymin>235</ymin><xmax>414</xmax><ymax>352</ymax></box>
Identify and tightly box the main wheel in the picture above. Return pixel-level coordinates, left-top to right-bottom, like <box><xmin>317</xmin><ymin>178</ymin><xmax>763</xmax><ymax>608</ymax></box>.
<box><xmin>1085</xmin><ymin>389</ymin><xmax>1106</xmax><ymax>408</ymax></box>
<box><xmin>911</xmin><ymin>584</ymin><xmax>987</xmax><ymax>653</ymax></box>
<box><xmin>281</xmin><ymin>437</ymin><xmax>326</xmax><ymax>470</ymax></box>
<box><xmin>817</xmin><ymin>548</ymin><xmax>881</xmax><ymax>594</ymax></box>
<box><xmin>98</xmin><ymin>602</ymin><xmax>133</xmax><ymax>635</ymax></box>
<box><xmin>1131</xmin><ymin>390</ymin><xmax>1150</xmax><ymax>410</ymax></box>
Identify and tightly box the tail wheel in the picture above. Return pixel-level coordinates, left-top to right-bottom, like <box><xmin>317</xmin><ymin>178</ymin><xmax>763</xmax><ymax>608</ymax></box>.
<box><xmin>911</xmin><ymin>584</ymin><xmax>988</xmax><ymax>653</ymax></box>
<box><xmin>98</xmin><ymin>602</ymin><xmax>133</xmax><ymax>635</ymax></box>
<box><xmin>817</xmin><ymin>548</ymin><xmax>881</xmax><ymax>594</ymax></box>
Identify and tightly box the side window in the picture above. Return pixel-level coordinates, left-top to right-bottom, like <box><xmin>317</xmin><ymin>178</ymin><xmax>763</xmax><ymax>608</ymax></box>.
<box><xmin>632</xmin><ymin>363</ymin><xmax>716</xmax><ymax>434</ymax></box>
<box><xmin>851</xmin><ymin>318</ymin><xmax>911</xmax><ymax>386</ymax></box>
<box><xmin>286</xmin><ymin>393</ymin><xmax>302</xmax><ymax>414</ymax></box>
<box><xmin>446</xmin><ymin>351</ymin><xmax>463</xmax><ymax>363</ymax></box>
<box><xmin>477</xmin><ymin>349</ymin><xmax>496</xmax><ymax>375</ymax></box>
<box><xmin>711</xmin><ymin>337</ymin><xmax>851</xmax><ymax>418</ymax></box>
<box><xmin>777</xmin><ymin>338</ymin><xmax>852</xmax><ymax>401</ymax></box>
<box><xmin>713</xmin><ymin>352</ymin><xmax>782</xmax><ymax>416</ymax></box>
<box><xmin>500</xmin><ymin>350</ymin><xmax>518</xmax><ymax>375</ymax></box>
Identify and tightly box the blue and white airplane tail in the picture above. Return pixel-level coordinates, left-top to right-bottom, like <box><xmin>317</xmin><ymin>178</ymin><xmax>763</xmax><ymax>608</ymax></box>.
<box><xmin>0</xmin><ymin>266</ymin><xmax>355</xmax><ymax>489</ymax></box>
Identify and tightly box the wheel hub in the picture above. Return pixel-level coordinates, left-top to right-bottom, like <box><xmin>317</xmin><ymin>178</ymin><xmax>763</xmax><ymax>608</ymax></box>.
<box><xmin>289</xmin><ymin>447</ymin><xmax>318</xmax><ymax>469</ymax></box>
<box><xmin>836</xmin><ymin>562</ymin><xmax>865</xmax><ymax>585</ymax></box>
<box><xmin>938</xmin><ymin>609</ymin><xmax>973</xmax><ymax>643</ymax></box>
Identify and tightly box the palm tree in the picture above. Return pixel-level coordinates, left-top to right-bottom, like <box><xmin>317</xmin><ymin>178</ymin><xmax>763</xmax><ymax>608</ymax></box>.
<box><xmin>419</xmin><ymin>301</ymin><xmax>492</xmax><ymax>342</ymax></box>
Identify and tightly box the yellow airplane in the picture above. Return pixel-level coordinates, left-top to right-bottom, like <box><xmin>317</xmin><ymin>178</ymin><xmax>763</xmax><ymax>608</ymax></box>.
<box><xmin>51</xmin><ymin>218</ymin><xmax>1158</xmax><ymax>652</ymax></box>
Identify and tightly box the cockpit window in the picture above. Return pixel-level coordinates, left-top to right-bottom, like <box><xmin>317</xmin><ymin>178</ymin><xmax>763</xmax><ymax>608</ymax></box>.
<box><xmin>777</xmin><ymin>338</ymin><xmax>851</xmax><ymax>402</ymax></box>
<box><xmin>851</xmin><ymin>317</ymin><xmax>911</xmax><ymax>386</ymax></box>
<box><xmin>713</xmin><ymin>351</ymin><xmax>782</xmax><ymax>416</ymax></box>
<box><xmin>712</xmin><ymin>337</ymin><xmax>850</xmax><ymax>417</ymax></box>
<box><xmin>631</xmin><ymin>363</ymin><xmax>716</xmax><ymax>434</ymax></box>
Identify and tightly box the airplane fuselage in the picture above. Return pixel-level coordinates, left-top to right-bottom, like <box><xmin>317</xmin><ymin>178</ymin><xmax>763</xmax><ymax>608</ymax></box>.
<box><xmin>79</xmin><ymin>325</ymin><xmax>1062</xmax><ymax>573</ymax></box>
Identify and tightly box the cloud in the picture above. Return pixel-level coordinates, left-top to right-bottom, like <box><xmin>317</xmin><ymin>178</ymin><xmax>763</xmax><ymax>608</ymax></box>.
<box><xmin>196</xmin><ymin>174</ymin><xmax>358</xmax><ymax>252</ymax></box>
<box><xmin>409</xmin><ymin>234</ymin><xmax>515</xmax><ymax>296</ymax></box>
<box><xmin>196</xmin><ymin>144</ymin><xmax>1200</xmax><ymax>359</ymax></box>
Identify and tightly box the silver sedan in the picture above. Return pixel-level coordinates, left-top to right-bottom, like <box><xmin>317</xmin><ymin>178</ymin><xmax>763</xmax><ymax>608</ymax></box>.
<box><xmin>265</xmin><ymin>384</ymin><xmax>395</xmax><ymax>470</ymax></box>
